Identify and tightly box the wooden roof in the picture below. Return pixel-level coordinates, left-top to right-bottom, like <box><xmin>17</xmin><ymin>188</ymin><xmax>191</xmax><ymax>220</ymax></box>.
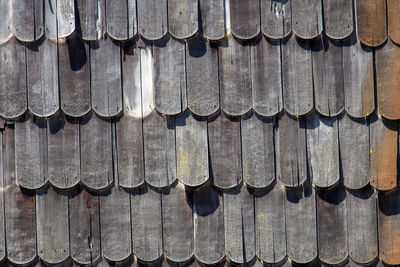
<box><xmin>0</xmin><ymin>0</ymin><xmax>398</xmax><ymax>266</ymax></box>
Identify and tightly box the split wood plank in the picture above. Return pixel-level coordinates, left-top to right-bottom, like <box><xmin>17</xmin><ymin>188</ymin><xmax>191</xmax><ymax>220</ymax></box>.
<box><xmin>261</xmin><ymin>0</ymin><xmax>291</xmax><ymax>39</ymax></box>
<box><xmin>13</xmin><ymin>0</ymin><xmax>44</xmax><ymax>42</ymax></box>
<box><xmin>153</xmin><ymin>36</ymin><xmax>186</xmax><ymax>115</ymax></box>
<box><xmin>186</xmin><ymin>35</ymin><xmax>219</xmax><ymax>116</ymax></box>
<box><xmin>208</xmin><ymin>112</ymin><xmax>242</xmax><ymax>189</ymax></box>
<box><xmin>47</xmin><ymin>114</ymin><xmax>80</xmax><ymax>188</ymax></box>
<box><xmin>251</xmin><ymin>37</ymin><xmax>282</xmax><ymax>116</ymax></box>
<box><xmin>388</xmin><ymin>0</ymin><xmax>400</xmax><ymax>45</ymax></box>
<box><xmin>59</xmin><ymin>34</ymin><xmax>91</xmax><ymax>117</ymax></box>
<box><xmin>316</xmin><ymin>184</ymin><xmax>348</xmax><ymax>264</ymax></box>
<box><xmin>80</xmin><ymin>113</ymin><xmax>113</xmax><ymax>189</ymax></box>
<box><xmin>312</xmin><ymin>36</ymin><xmax>344</xmax><ymax>117</ymax></box>
<box><xmin>193</xmin><ymin>183</ymin><xmax>225</xmax><ymax>264</ymax></box>
<box><xmin>26</xmin><ymin>38</ymin><xmax>59</xmax><ymax>117</ymax></box>
<box><xmin>143</xmin><ymin>111</ymin><xmax>176</xmax><ymax>187</ymax></box>
<box><xmin>3</xmin><ymin>125</ymin><xmax>37</xmax><ymax>265</ymax></box>
<box><xmin>291</xmin><ymin>0</ymin><xmax>322</xmax><ymax>39</ymax></box>
<box><xmin>69</xmin><ymin>186</ymin><xmax>101</xmax><ymax>265</ymax></box>
<box><xmin>241</xmin><ymin>111</ymin><xmax>275</xmax><ymax>188</ymax></box>
<box><xmin>347</xmin><ymin>187</ymin><xmax>378</xmax><ymax>264</ymax></box>
<box><xmin>76</xmin><ymin>0</ymin><xmax>105</xmax><ymax>40</ymax></box>
<box><xmin>106</xmin><ymin>0</ymin><xmax>137</xmax><ymax>40</ymax></box>
<box><xmin>282</xmin><ymin>35</ymin><xmax>313</xmax><ymax>116</ymax></box>
<box><xmin>162</xmin><ymin>182</ymin><xmax>194</xmax><ymax>262</ymax></box>
<box><xmin>199</xmin><ymin>0</ymin><xmax>225</xmax><ymax>40</ymax></box>
<box><xmin>15</xmin><ymin>115</ymin><xmax>48</xmax><ymax>189</ymax></box>
<box><xmin>176</xmin><ymin>111</ymin><xmax>209</xmax><ymax>187</ymax></box>
<box><xmin>224</xmin><ymin>184</ymin><xmax>255</xmax><ymax>264</ymax></box>
<box><xmin>376</xmin><ymin>39</ymin><xmax>400</xmax><ymax>120</ymax></box>
<box><xmin>343</xmin><ymin>31</ymin><xmax>374</xmax><ymax>118</ymax></box>
<box><xmin>323</xmin><ymin>0</ymin><xmax>353</xmax><ymax>39</ymax></box>
<box><xmin>131</xmin><ymin>184</ymin><xmax>163</xmax><ymax>262</ymax></box>
<box><xmin>219</xmin><ymin>37</ymin><xmax>252</xmax><ymax>116</ymax></box>
<box><xmin>168</xmin><ymin>0</ymin><xmax>198</xmax><ymax>39</ymax></box>
<box><xmin>45</xmin><ymin>0</ymin><xmax>75</xmax><ymax>39</ymax></box>
<box><xmin>378</xmin><ymin>188</ymin><xmax>400</xmax><ymax>265</ymax></box>
<box><xmin>100</xmin><ymin>183</ymin><xmax>132</xmax><ymax>261</ymax></box>
<box><xmin>0</xmin><ymin>37</ymin><xmax>27</xmax><ymax>119</ymax></box>
<box><xmin>137</xmin><ymin>0</ymin><xmax>168</xmax><ymax>40</ymax></box>
<box><xmin>254</xmin><ymin>183</ymin><xmax>286</xmax><ymax>263</ymax></box>
<box><xmin>285</xmin><ymin>182</ymin><xmax>317</xmax><ymax>264</ymax></box>
<box><xmin>0</xmin><ymin>0</ymin><xmax>12</xmax><ymax>43</ymax></box>
<box><xmin>276</xmin><ymin>113</ymin><xmax>307</xmax><ymax>187</ymax></box>
<box><xmin>370</xmin><ymin>114</ymin><xmax>398</xmax><ymax>190</ymax></box>
<box><xmin>0</xmin><ymin>131</ymin><xmax>4</xmax><ymax>262</ymax></box>
<box><xmin>36</xmin><ymin>186</ymin><xmax>69</xmax><ymax>264</ymax></box>
<box><xmin>90</xmin><ymin>36</ymin><xmax>122</xmax><ymax>117</ymax></box>
<box><xmin>230</xmin><ymin>0</ymin><xmax>260</xmax><ymax>39</ymax></box>
<box><xmin>339</xmin><ymin>114</ymin><xmax>370</xmax><ymax>189</ymax></box>
<box><xmin>306</xmin><ymin>114</ymin><xmax>340</xmax><ymax>188</ymax></box>
<box><xmin>356</xmin><ymin>0</ymin><xmax>387</xmax><ymax>47</ymax></box>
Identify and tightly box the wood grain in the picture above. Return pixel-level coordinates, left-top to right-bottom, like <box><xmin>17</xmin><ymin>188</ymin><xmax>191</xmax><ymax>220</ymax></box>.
<box><xmin>137</xmin><ymin>0</ymin><xmax>168</xmax><ymax>40</ymax></box>
<box><xmin>13</xmin><ymin>0</ymin><xmax>44</xmax><ymax>42</ymax></box>
<box><xmin>168</xmin><ymin>0</ymin><xmax>198</xmax><ymax>39</ymax></box>
<box><xmin>356</xmin><ymin>0</ymin><xmax>387</xmax><ymax>47</ymax></box>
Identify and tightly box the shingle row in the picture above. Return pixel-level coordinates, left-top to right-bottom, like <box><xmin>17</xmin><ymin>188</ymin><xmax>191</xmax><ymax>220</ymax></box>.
<box><xmin>1</xmin><ymin>124</ymin><xmax>395</xmax><ymax>266</ymax></box>
<box><xmin>11</xmin><ymin>109</ymin><xmax>397</xmax><ymax>191</ymax></box>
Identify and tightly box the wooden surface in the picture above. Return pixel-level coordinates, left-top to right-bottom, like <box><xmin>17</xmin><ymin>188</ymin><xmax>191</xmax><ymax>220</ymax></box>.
<box><xmin>316</xmin><ymin>184</ymin><xmax>348</xmax><ymax>264</ymax></box>
<box><xmin>100</xmin><ymin>182</ymin><xmax>132</xmax><ymax>262</ymax></box>
<box><xmin>379</xmin><ymin>188</ymin><xmax>400</xmax><ymax>265</ymax></box>
<box><xmin>388</xmin><ymin>0</ymin><xmax>400</xmax><ymax>45</ymax></box>
<box><xmin>356</xmin><ymin>0</ymin><xmax>387</xmax><ymax>47</ymax></box>
<box><xmin>282</xmin><ymin>35</ymin><xmax>313</xmax><ymax>116</ymax></box>
<box><xmin>15</xmin><ymin>116</ymin><xmax>48</xmax><ymax>189</ymax></box>
<box><xmin>312</xmin><ymin>36</ymin><xmax>344</xmax><ymax>116</ymax></box>
<box><xmin>162</xmin><ymin>182</ymin><xmax>194</xmax><ymax>262</ymax></box>
<box><xmin>90</xmin><ymin>36</ymin><xmax>122</xmax><ymax>117</ymax></box>
<box><xmin>343</xmin><ymin>32</ymin><xmax>375</xmax><ymax>118</ymax></box>
<box><xmin>260</xmin><ymin>0</ymin><xmax>291</xmax><ymax>39</ymax></box>
<box><xmin>69</xmin><ymin>186</ymin><xmax>101</xmax><ymax>265</ymax></box>
<box><xmin>26</xmin><ymin>38</ymin><xmax>59</xmax><ymax>117</ymax></box>
<box><xmin>143</xmin><ymin>111</ymin><xmax>176</xmax><ymax>187</ymax></box>
<box><xmin>45</xmin><ymin>0</ymin><xmax>75</xmax><ymax>39</ymax></box>
<box><xmin>106</xmin><ymin>0</ymin><xmax>136</xmax><ymax>40</ymax></box>
<box><xmin>80</xmin><ymin>113</ymin><xmax>113</xmax><ymax>189</ymax></box>
<box><xmin>3</xmin><ymin>126</ymin><xmax>37</xmax><ymax>265</ymax></box>
<box><xmin>241</xmin><ymin>112</ymin><xmax>275</xmax><ymax>188</ymax></box>
<box><xmin>276</xmin><ymin>113</ymin><xmax>307</xmax><ymax>187</ymax></box>
<box><xmin>0</xmin><ymin>0</ymin><xmax>12</xmax><ymax>43</ymax></box>
<box><xmin>131</xmin><ymin>185</ymin><xmax>163</xmax><ymax>261</ymax></box>
<box><xmin>137</xmin><ymin>0</ymin><xmax>167</xmax><ymax>40</ymax></box>
<box><xmin>186</xmin><ymin>36</ymin><xmax>219</xmax><ymax>116</ymax></box>
<box><xmin>193</xmin><ymin>183</ymin><xmax>225</xmax><ymax>264</ymax></box>
<box><xmin>208</xmin><ymin>112</ymin><xmax>242</xmax><ymax>189</ymax></box>
<box><xmin>76</xmin><ymin>0</ymin><xmax>105</xmax><ymax>40</ymax></box>
<box><xmin>339</xmin><ymin>114</ymin><xmax>370</xmax><ymax>189</ymax></box>
<box><xmin>347</xmin><ymin>187</ymin><xmax>378</xmax><ymax>264</ymax></box>
<box><xmin>230</xmin><ymin>0</ymin><xmax>260</xmax><ymax>39</ymax></box>
<box><xmin>168</xmin><ymin>0</ymin><xmax>198</xmax><ymax>39</ymax></box>
<box><xmin>370</xmin><ymin>114</ymin><xmax>398</xmax><ymax>190</ymax></box>
<box><xmin>176</xmin><ymin>111</ymin><xmax>209</xmax><ymax>187</ymax></box>
<box><xmin>153</xmin><ymin>36</ymin><xmax>186</xmax><ymax>115</ymax></box>
<box><xmin>36</xmin><ymin>186</ymin><xmax>69</xmax><ymax>264</ymax></box>
<box><xmin>291</xmin><ymin>0</ymin><xmax>322</xmax><ymax>39</ymax></box>
<box><xmin>13</xmin><ymin>0</ymin><xmax>43</xmax><ymax>42</ymax></box>
<box><xmin>199</xmin><ymin>0</ymin><xmax>225</xmax><ymax>40</ymax></box>
<box><xmin>224</xmin><ymin>184</ymin><xmax>255</xmax><ymax>263</ymax></box>
<box><xmin>285</xmin><ymin>182</ymin><xmax>317</xmax><ymax>264</ymax></box>
<box><xmin>251</xmin><ymin>37</ymin><xmax>282</xmax><ymax>116</ymax></box>
<box><xmin>0</xmin><ymin>37</ymin><xmax>27</xmax><ymax>119</ymax></box>
<box><xmin>306</xmin><ymin>114</ymin><xmax>340</xmax><ymax>188</ymax></box>
<box><xmin>0</xmin><ymin>131</ymin><xmax>3</xmax><ymax>262</ymax></box>
<box><xmin>323</xmin><ymin>0</ymin><xmax>353</xmax><ymax>39</ymax></box>
<box><xmin>47</xmin><ymin>114</ymin><xmax>80</xmax><ymax>188</ymax></box>
<box><xmin>376</xmin><ymin>39</ymin><xmax>400</xmax><ymax>120</ymax></box>
<box><xmin>219</xmin><ymin>37</ymin><xmax>252</xmax><ymax>116</ymax></box>
<box><xmin>254</xmin><ymin>183</ymin><xmax>286</xmax><ymax>263</ymax></box>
